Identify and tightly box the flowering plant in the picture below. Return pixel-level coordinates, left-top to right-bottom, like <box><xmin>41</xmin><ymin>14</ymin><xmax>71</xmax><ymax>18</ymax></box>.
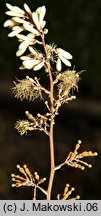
<box><xmin>4</xmin><ymin>2</ymin><xmax>97</xmax><ymax>200</ymax></box>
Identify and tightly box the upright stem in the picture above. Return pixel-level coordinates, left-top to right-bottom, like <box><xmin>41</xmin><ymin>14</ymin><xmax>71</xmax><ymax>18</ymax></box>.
<box><xmin>47</xmin><ymin>64</ymin><xmax>55</xmax><ymax>200</ymax></box>
<box><xmin>41</xmin><ymin>34</ymin><xmax>55</xmax><ymax>200</ymax></box>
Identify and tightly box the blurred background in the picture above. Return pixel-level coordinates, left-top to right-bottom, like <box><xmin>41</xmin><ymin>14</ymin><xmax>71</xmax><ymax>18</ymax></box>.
<box><xmin>0</xmin><ymin>0</ymin><xmax>101</xmax><ymax>199</ymax></box>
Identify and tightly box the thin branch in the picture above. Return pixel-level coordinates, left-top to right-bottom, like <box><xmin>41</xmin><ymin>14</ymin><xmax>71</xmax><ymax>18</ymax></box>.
<box><xmin>41</xmin><ymin>86</ymin><xmax>50</xmax><ymax>95</ymax></box>
<box><xmin>55</xmin><ymin>162</ymin><xmax>65</xmax><ymax>171</ymax></box>
<box><xmin>37</xmin><ymin>185</ymin><xmax>47</xmax><ymax>196</ymax></box>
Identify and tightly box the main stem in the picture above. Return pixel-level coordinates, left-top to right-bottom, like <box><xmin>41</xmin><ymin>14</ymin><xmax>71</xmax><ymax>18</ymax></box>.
<box><xmin>47</xmin><ymin>65</ymin><xmax>55</xmax><ymax>200</ymax></box>
<box><xmin>41</xmin><ymin>34</ymin><xmax>55</xmax><ymax>200</ymax></box>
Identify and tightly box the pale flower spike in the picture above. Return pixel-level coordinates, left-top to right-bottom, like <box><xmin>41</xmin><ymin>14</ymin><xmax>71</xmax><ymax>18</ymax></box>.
<box><xmin>4</xmin><ymin>3</ymin><xmax>47</xmax><ymax>40</ymax></box>
<box><xmin>4</xmin><ymin>2</ymin><xmax>98</xmax><ymax>200</ymax></box>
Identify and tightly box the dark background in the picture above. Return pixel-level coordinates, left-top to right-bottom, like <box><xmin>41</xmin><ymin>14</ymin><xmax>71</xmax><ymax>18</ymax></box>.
<box><xmin>0</xmin><ymin>0</ymin><xmax>101</xmax><ymax>199</ymax></box>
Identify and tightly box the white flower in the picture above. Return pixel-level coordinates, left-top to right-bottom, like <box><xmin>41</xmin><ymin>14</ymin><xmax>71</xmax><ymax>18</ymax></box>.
<box><xmin>21</xmin><ymin>48</ymin><xmax>45</xmax><ymax>71</ymax></box>
<box><xmin>22</xmin><ymin>58</ymin><xmax>44</xmax><ymax>71</ymax></box>
<box><xmin>28</xmin><ymin>46</ymin><xmax>38</xmax><ymax>56</ymax></box>
<box><xmin>37</xmin><ymin>6</ymin><xmax>46</xmax><ymax>28</ymax></box>
<box><xmin>23</xmin><ymin>23</ymin><xmax>39</xmax><ymax>36</ymax></box>
<box><xmin>12</xmin><ymin>17</ymin><xmax>29</xmax><ymax>25</ymax></box>
<box><xmin>23</xmin><ymin>59</ymin><xmax>40</xmax><ymax>69</ymax></box>
<box><xmin>16</xmin><ymin>34</ymin><xmax>36</xmax><ymax>56</ymax></box>
<box><xmin>8</xmin><ymin>26</ymin><xmax>24</xmax><ymax>37</ymax></box>
<box><xmin>5</xmin><ymin>3</ymin><xmax>25</xmax><ymax>17</ymax></box>
<box><xmin>34</xmin><ymin>61</ymin><xmax>44</xmax><ymax>71</ymax></box>
<box><xmin>32</xmin><ymin>6</ymin><xmax>46</xmax><ymax>31</ymax></box>
<box><xmin>13</xmin><ymin>6</ymin><xmax>25</xmax><ymax>15</ymax></box>
<box><xmin>6</xmin><ymin>3</ymin><xmax>25</xmax><ymax>14</ymax></box>
<box><xmin>20</xmin><ymin>56</ymin><xmax>32</xmax><ymax>61</ymax></box>
<box><xmin>56</xmin><ymin>58</ymin><xmax>62</xmax><ymax>72</ymax></box>
<box><xmin>4</xmin><ymin>3</ymin><xmax>47</xmax><ymax>39</ymax></box>
<box><xmin>57</xmin><ymin>48</ymin><xmax>72</xmax><ymax>59</ymax></box>
<box><xmin>5</xmin><ymin>10</ymin><xmax>24</xmax><ymax>18</ymax></box>
<box><xmin>56</xmin><ymin>48</ymin><xmax>73</xmax><ymax>71</ymax></box>
<box><xmin>18</xmin><ymin>33</ymin><xmax>34</xmax><ymax>40</ymax></box>
<box><xmin>16</xmin><ymin>44</ymin><xmax>29</xmax><ymax>57</ymax></box>
<box><xmin>3</xmin><ymin>19</ymin><xmax>16</xmax><ymax>28</ymax></box>
<box><xmin>23</xmin><ymin>3</ymin><xmax>32</xmax><ymax>15</ymax></box>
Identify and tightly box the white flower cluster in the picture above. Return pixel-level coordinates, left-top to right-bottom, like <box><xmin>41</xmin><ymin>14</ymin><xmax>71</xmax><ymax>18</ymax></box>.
<box><xmin>56</xmin><ymin>48</ymin><xmax>72</xmax><ymax>71</ymax></box>
<box><xmin>4</xmin><ymin>3</ymin><xmax>47</xmax><ymax>57</ymax></box>
<box><xmin>20</xmin><ymin>46</ymin><xmax>45</xmax><ymax>71</ymax></box>
<box><xmin>12</xmin><ymin>76</ymin><xmax>42</xmax><ymax>101</ymax></box>
<box><xmin>4</xmin><ymin>3</ymin><xmax>72</xmax><ymax>72</ymax></box>
<box><xmin>46</xmin><ymin>44</ymin><xmax>72</xmax><ymax>72</ymax></box>
<box><xmin>4</xmin><ymin>3</ymin><xmax>46</xmax><ymax>33</ymax></box>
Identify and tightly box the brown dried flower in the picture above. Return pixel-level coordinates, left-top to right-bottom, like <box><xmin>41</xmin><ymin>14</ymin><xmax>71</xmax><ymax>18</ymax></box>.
<box><xmin>15</xmin><ymin>120</ymin><xmax>34</xmax><ymax>135</ymax></box>
<box><xmin>11</xmin><ymin>165</ymin><xmax>47</xmax><ymax>199</ymax></box>
<box><xmin>65</xmin><ymin>140</ymin><xmax>98</xmax><ymax>170</ymax></box>
<box><xmin>12</xmin><ymin>76</ymin><xmax>42</xmax><ymax>101</ymax></box>
<box><xmin>57</xmin><ymin>184</ymin><xmax>80</xmax><ymax>200</ymax></box>
<box><xmin>57</xmin><ymin>70</ymin><xmax>79</xmax><ymax>99</ymax></box>
<box><xmin>15</xmin><ymin>111</ymin><xmax>49</xmax><ymax>136</ymax></box>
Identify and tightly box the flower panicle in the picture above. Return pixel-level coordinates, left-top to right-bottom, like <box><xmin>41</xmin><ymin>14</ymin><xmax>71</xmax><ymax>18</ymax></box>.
<box><xmin>11</xmin><ymin>164</ymin><xmax>34</xmax><ymax>187</ymax></box>
<box><xmin>11</xmin><ymin>164</ymin><xmax>46</xmax><ymax>188</ymax></box>
<box><xmin>53</xmin><ymin>70</ymin><xmax>79</xmax><ymax>112</ymax></box>
<box><xmin>4</xmin><ymin>3</ymin><xmax>48</xmax><ymax>58</ymax></box>
<box><xmin>11</xmin><ymin>165</ymin><xmax>47</xmax><ymax>199</ymax></box>
<box><xmin>65</xmin><ymin>140</ymin><xmax>98</xmax><ymax>170</ymax></box>
<box><xmin>11</xmin><ymin>164</ymin><xmax>47</xmax><ymax>200</ymax></box>
<box><xmin>4</xmin><ymin>3</ymin><xmax>47</xmax><ymax>33</ymax></box>
<box><xmin>15</xmin><ymin>119</ymin><xmax>35</xmax><ymax>136</ymax></box>
<box><xmin>15</xmin><ymin>111</ymin><xmax>50</xmax><ymax>136</ymax></box>
<box><xmin>12</xmin><ymin>76</ymin><xmax>42</xmax><ymax>101</ymax></box>
<box><xmin>4</xmin><ymin>3</ymin><xmax>73</xmax><ymax>72</ymax></box>
<box><xmin>57</xmin><ymin>70</ymin><xmax>80</xmax><ymax>97</ymax></box>
<box><xmin>20</xmin><ymin>47</ymin><xmax>45</xmax><ymax>70</ymax></box>
<box><xmin>46</xmin><ymin>44</ymin><xmax>73</xmax><ymax>71</ymax></box>
<box><xmin>26</xmin><ymin>111</ymin><xmax>50</xmax><ymax>135</ymax></box>
<box><xmin>57</xmin><ymin>184</ymin><xmax>80</xmax><ymax>200</ymax></box>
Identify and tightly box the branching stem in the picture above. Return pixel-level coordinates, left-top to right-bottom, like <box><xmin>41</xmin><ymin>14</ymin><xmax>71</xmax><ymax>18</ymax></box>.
<box><xmin>41</xmin><ymin>34</ymin><xmax>55</xmax><ymax>200</ymax></box>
